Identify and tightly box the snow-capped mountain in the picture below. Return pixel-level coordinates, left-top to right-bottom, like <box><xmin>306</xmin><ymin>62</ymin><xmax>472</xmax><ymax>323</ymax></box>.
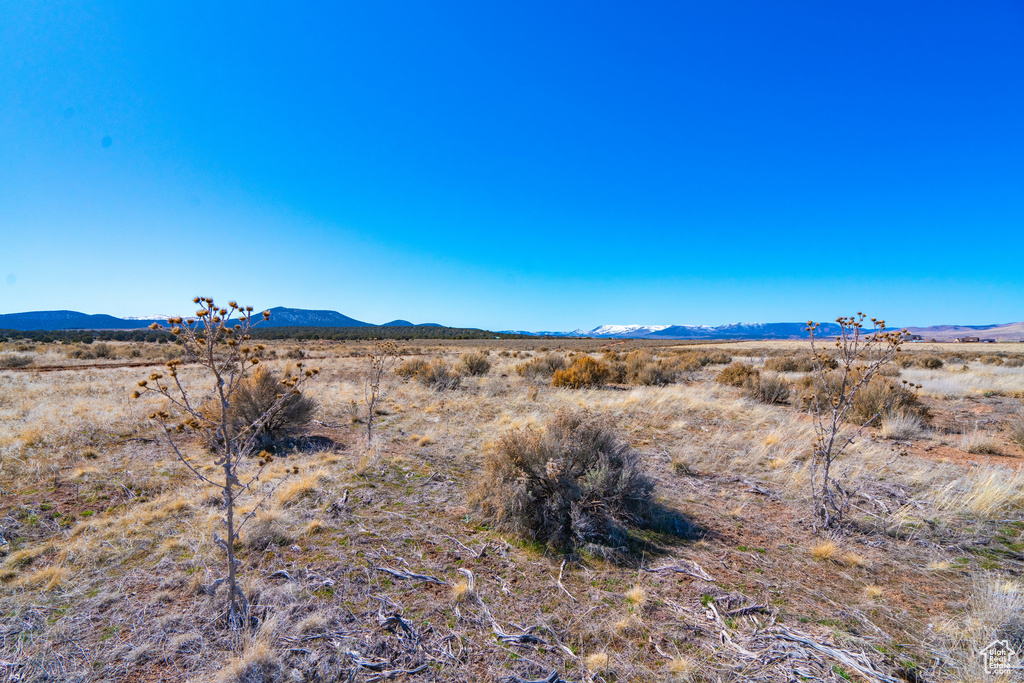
<box><xmin>588</xmin><ymin>324</ymin><xmax>672</xmax><ymax>336</ymax></box>
<box><xmin>510</xmin><ymin>322</ymin><xmax>849</xmax><ymax>339</ymax></box>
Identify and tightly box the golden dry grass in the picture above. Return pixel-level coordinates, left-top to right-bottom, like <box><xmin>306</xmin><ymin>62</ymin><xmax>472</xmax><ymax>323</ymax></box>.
<box><xmin>810</xmin><ymin>540</ymin><xmax>838</xmax><ymax>562</ymax></box>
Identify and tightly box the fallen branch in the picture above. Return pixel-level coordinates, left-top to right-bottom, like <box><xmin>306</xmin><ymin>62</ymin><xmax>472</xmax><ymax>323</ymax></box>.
<box><xmin>379</xmin><ymin>612</ymin><xmax>419</xmax><ymax>644</ymax></box>
<box><xmin>775</xmin><ymin>627</ymin><xmax>902</xmax><ymax>683</ymax></box>
<box><xmin>503</xmin><ymin>672</ymin><xmax>571</xmax><ymax>683</ymax></box>
<box><xmin>724</xmin><ymin>603</ymin><xmax>768</xmax><ymax>617</ymax></box>
<box><xmin>368</xmin><ymin>664</ymin><xmax>429</xmax><ymax>681</ymax></box>
<box><xmin>643</xmin><ymin>559</ymin><xmax>714</xmax><ymax>582</ymax></box>
<box><xmin>312</xmin><ymin>419</ymin><xmax>347</xmax><ymax>429</ymax></box>
<box><xmin>556</xmin><ymin>560</ymin><xmax>577</xmax><ymax>602</ymax></box>
<box><xmin>371</xmin><ymin>564</ymin><xmax>447</xmax><ymax>585</ymax></box>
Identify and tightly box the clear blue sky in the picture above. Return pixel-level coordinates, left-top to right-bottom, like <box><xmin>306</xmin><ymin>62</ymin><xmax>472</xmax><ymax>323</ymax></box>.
<box><xmin>2</xmin><ymin>2</ymin><xmax>1022</xmax><ymax>330</ymax></box>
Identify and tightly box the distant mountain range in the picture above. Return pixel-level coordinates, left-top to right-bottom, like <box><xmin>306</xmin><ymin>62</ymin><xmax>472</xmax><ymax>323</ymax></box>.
<box><xmin>1</xmin><ymin>308</ymin><xmax>1021</xmax><ymax>341</ymax></box>
<box><xmin>0</xmin><ymin>307</ymin><xmax>443</xmax><ymax>331</ymax></box>
<box><xmin>502</xmin><ymin>322</ymin><xmax>849</xmax><ymax>339</ymax></box>
<box><xmin>505</xmin><ymin>321</ymin><xmax>1024</xmax><ymax>341</ymax></box>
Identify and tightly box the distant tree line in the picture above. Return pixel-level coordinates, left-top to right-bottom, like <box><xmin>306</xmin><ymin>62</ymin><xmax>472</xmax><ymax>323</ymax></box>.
<box><xmin>247</xmin><ymin>326</ymin><xmax>519</xmax><ymax>340</ymax></box>
<box><xmin>1</xmin><ymin>326</ymin><xmax>526</xmax><ymax>343</ymax></box>
<box><xmin>0</xmin><ymin>328</ymin><xmax>174</xmax><ymax>343</ymax></box>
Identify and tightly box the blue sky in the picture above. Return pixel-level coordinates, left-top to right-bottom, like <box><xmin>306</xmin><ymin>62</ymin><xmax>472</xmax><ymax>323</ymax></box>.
<box><xmin>2</xmin><ymin>2</ymin><xmax>1022</xmax><ymax>330</ymax></box>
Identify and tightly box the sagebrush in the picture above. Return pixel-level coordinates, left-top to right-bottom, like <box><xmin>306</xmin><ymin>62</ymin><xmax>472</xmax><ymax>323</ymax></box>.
<box><xmin>472</xmin><ymin>412</ymin><xmax>655</xmax><ymax>551</ymax></box>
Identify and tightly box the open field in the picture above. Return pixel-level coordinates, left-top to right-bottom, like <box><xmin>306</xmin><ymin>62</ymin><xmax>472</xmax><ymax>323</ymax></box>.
<box><xmin>2</xmin><ymin>338</ymin><xmax>1024</xmax><ymax>681</ymax></box>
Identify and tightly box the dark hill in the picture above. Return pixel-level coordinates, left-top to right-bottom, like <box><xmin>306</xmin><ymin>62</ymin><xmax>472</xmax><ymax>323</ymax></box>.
<box><xmin>261</xmin><ymin>307</ymin><xmax>371</xmax><ymax>328</ymax></box>
<box><xmin>0</xmin><ymin>311</ymin><xmax>153</xmax><ymax>331</ymax></box>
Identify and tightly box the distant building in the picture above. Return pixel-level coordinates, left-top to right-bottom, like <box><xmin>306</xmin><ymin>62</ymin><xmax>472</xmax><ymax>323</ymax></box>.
<box><xmin>980</xmin><ymin>338</ymin><xmax>996</xmax><ymax>343</ymax></box>
<box><xmin>954</xmin><ymin>336</ymin><xmax>980</xmax><ymax>343</ymax></box>
<box><xmin>907</xmin><ymin>334</ymin><xmax>924</xmax><ymax>341</ymax></box>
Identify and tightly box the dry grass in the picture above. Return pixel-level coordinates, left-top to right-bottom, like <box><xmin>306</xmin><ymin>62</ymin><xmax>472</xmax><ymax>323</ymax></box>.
<box><xmin>810</xmin><ymin>540</ymin><xmax>838</xmax><ymax>562</ymax></box>
<box><xmin>958</xmin><ymin>427</ymin><xmax>1002</xmax><ymax>455</ymax></box>
<box><xmin>624</xmin><ymin>585</ymin><xmax>648</xmax><ymax>609</ymax></box>
<box><xmin>666</xmin><ymin>655</ymin><xmax>694</xmax><ymax>679</ymax></box>
<box><xmin>938</xmin><ymin>468</ymin><xmax>1024</xmax><ymax>517</ymax></box>
<box><xmin>2</xmin><ymin>338</ymin><xmax>1023</xmax><ymax>681</ymax></box>
<box><xmin>902</xmin><ymin>364</ymin><xmax>1024</xmax><ymax>398</ymax></box>
<box><xmin>863</xmin><ymin>585</ymin><xmax>884</xmax><ymax>599</ymax></box>
<box><xmin>841</xmin><ymin>551</ymin><xmax>867</xmax><ymax>568</ymax></box>
<box><xmin>16</xmin><ymin>565</ymin><xmax>69</xmax><ymax>591</ymax></box>
<box><xmin>451</xmin><ymin>580</ymin><xmax>474</xmax><ymax>604</ymax></box>
<box><xmin>880</xmin><ymin>410</ymin><xmax>924</xmax><ymax>439</ymax></box>
<box><xmin>275</xmin><ymin>469</ymin><xmax>329</xmax><ymax>506</ymax></box>
<box><xmin>584</xmin><ymin>651</ymin><xmax>611</xmax><ymax>672</ymax></box>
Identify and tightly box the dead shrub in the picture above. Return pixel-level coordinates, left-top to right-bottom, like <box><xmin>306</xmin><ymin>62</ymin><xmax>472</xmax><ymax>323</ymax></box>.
<box><xmin>981</xmin><ymin>355</ymin><xmax>1005</xmax><ymax>366</ymax></box>
<box><xmin>745</xmin><ymin>372</ymin><xmax>790</xmax><ymax>405</ymax></box>
<box><xmin>0</xmin><ymin>354</ymin><xmax>33</xmax><ymax>369</ymax></box>
<box><xmin>92</xmin><ymin>343</ymin><xmax>115</xmax><ymax>359</ymax></box>
<box><xmin>716</xmin><ymin>362</ymin><xmax>758</xmax><ymax>388</ymax></box>
<box><xmin>1010</xmin><ymin>407</ymin><xmax>1024</xmax><ymax>452</ymax></box>
<box><xmin>472</xmin><ymin>412</ymin><xmax>655</xmax><ymax>551</ymax></box>
<box><xmin>634</xmin><ymin>362</ymin><xmax>674</xmax><ymax>386</ymax></box>
<box><xmin>895</xmin><ymin>353</ymin><xmax>916</xmax><ymax>369</ymax></box>
<box><xmin>849</xmin><ymin>376</ymin><xmax>925</xmax><ymax>424</ymax></box>
<box><xmin>224</xmin><ymin>367</ymin><xmax>318</xmax><ymax>448</ymax></box>
<box><xmin>624</xmin><ymin>351</ymin><xmax>674</xmax><ymax>386</ymax></box>
<box><xmin>764</xmin><ymin>355</ymin><xmax>815</xmax><ymax>373</ymax></box>
<box><xmin>672</xmin><ymin>350</ymin><xmax>732</xmax><ymax>373</ymax></box>
<box><xmin>419</xmin><ymin>361</ymin><xmax>461</xmax><ymax>391</ymax></box>
<box><xmin>244</xmin><ymin>510</ymin><xmax>293</xmax><ymax>551</ymax></box>
<box><xmin>395</xmin><ymin>358</ymin><xmax>428</xmax><ymax>380</ymax></box>
<box><xmin>459</xmin><ymin>351</ymin><xmax>491</xmax><ymax>377</ymax></box>
<box><xmin>516</xmin><ymin>353</ymin><xmax>568</xmax><ymax>378</ymax></box>
<box><xmin>553</xmin><ymin>356</ymin><xmax>610</xmax><ymax>389</ymax></box>
<box><xmin>796</xmin><ymin>372</ymin><xmax>924</xmax><ymax>424</ymax></box>
<box><xmin>606</xmin><ymin>361</ymin><xmax>628</xmax><ymax>384</ymax></box>
<box><xmin>918</xmin><ymin>355</ymin><xmax>944</xmax><ymax>369</ymax></box>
